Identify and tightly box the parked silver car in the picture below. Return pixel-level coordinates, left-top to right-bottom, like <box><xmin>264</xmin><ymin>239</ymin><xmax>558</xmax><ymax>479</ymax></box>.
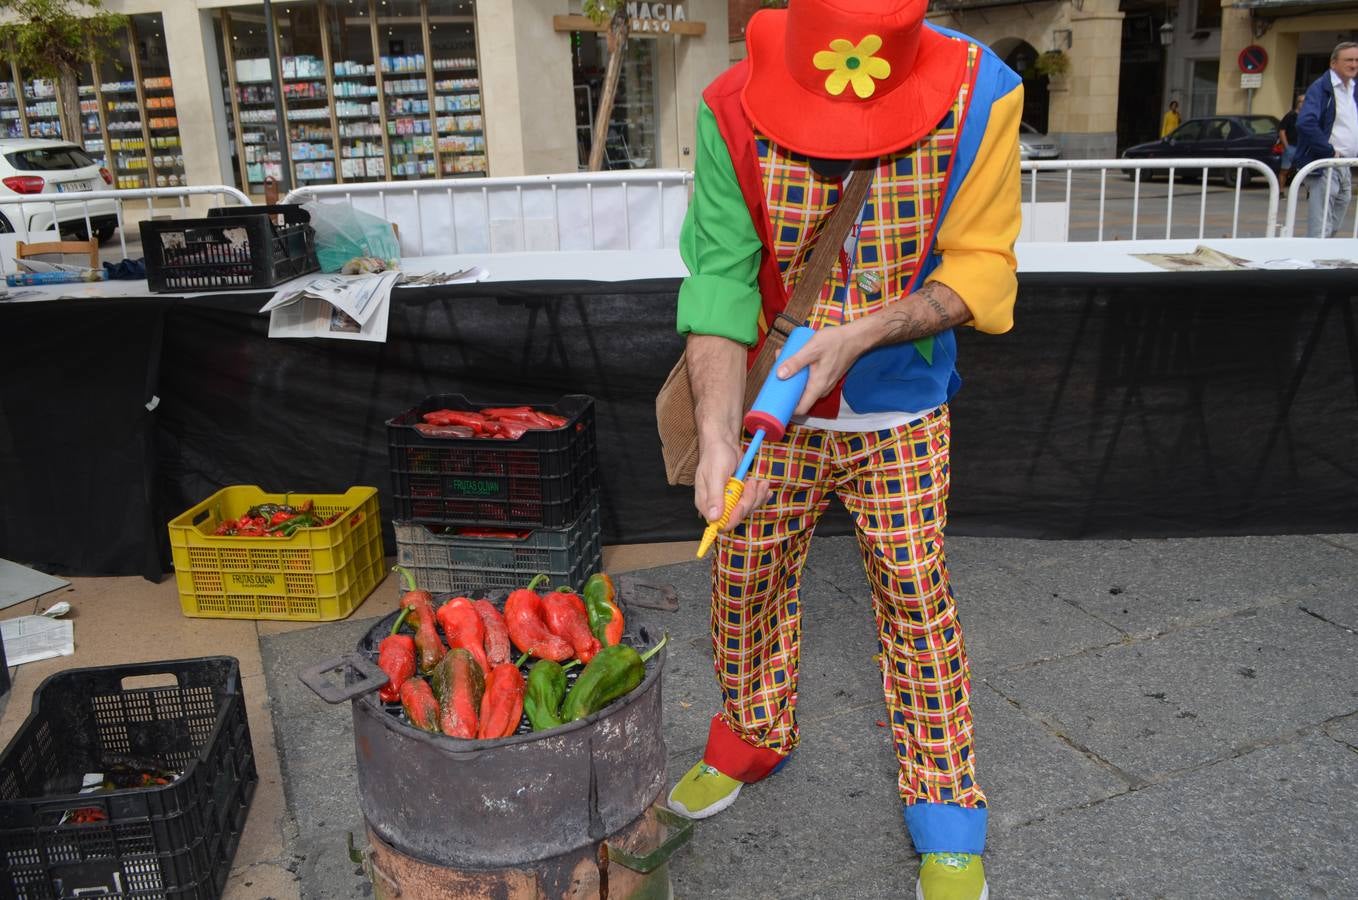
<box><xmin>1019</xmin><ymin>122</ymin><xmax>1061</xmax><ymax>160</ymax></box>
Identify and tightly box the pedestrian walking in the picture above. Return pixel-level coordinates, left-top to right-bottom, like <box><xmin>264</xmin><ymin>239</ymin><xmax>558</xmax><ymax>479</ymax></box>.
<box><xmin>1279</xmin><ymin>93</ymin><xmax>1305</xmax><ymax>187</ymax></box>
<box><xmin>1295</xmin><ymin>42</ymin><xmax>1358</xmax><ymax>237</ymax></box>
<box><xmin>1161</xmin><ymin>99</ymin><xmax>1181</xmax><ymax>137</ymax></box>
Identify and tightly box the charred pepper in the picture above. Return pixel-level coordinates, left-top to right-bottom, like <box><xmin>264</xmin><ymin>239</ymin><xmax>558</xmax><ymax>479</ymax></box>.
<box><xmin>583</xmin><ymin>573</ymin><xmax>624</xmax><ymax>647</ymax></box>
<box><xmin>475</xmin><ymin>599</ymin><xmax>512</xmax><ymax>666</ymax></box>
<box><xmin>376</xmin><ymin>608</ymin><xmax>415</xmax><ymax>703</ymax></box>
<box><xmin>504</xmin><ymin>574</ymin><xmax>573</xmax><ymax>662</ymax></box>
<box><xmin>431</xmin><ymin>648</ymin><xmax>485</xmax><ymax>739</ymax></box>
<box><xmin>399</xmin><ymin>678</ymin><xmax>440</xmax><ymax>733</ymax></box>
<box><xmin>561</xmin><ymin>635</ymin><xmax>668</xmax><ymax>722</ymax></box>
<box><xmin>542</xmin><ymin>586</ymin><xmax>601</xmax><ymax>663</ymax></box>
<box><xmin>393</xmin><ymin>566</ymin><xmax>445</xmax><ymax>674</ymax></box>
<box><xmin>524</xmin><ymin>659</ymin><xmax>568</xmax><ymax>732</ymax></box>
<box><xmin>435</xmin><ymin>597</ymin><xmax>490</xmax><ymax>676</ymax></box>
<box><xmin>477</xmin><ymin>662</ymin><xmax>526</xmax><ymax>739</ymax></box>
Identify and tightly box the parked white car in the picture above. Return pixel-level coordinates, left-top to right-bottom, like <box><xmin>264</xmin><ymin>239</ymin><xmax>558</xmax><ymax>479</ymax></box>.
<box><xmin>1019</xmin><ymin>122</ymin><xmax>1062</xmax><ymax>160</ymax></box>
<box><xmin>0</xmin><ymin>139</ymin><xmax>120</xmax><ymax>244</ymax></box>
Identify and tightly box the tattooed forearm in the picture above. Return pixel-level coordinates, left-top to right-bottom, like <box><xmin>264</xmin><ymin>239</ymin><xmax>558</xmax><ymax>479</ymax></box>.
<box><xmin>920</xmin><ymin>282</ymin><xmax>953</xmax><ymax>327</ymax></box>
<box><xmin>873</xmin><ymin>281</ymin><xmax>970</xmax><ymax>346</ymax></box>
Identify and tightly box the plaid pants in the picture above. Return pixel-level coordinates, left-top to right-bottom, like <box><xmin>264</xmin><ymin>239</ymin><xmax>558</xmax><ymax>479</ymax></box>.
<box><xmin>708</xmin><ymin>406</ymin><xmax>985</xmax><ymax>810</ymax></box>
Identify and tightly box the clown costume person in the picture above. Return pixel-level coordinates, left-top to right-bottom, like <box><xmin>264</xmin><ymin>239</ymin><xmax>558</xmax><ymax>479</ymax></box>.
<box><xmin>665</xmin><ymin>1</ymin><xmax>1021</xmax><ymax>898</ymax></box>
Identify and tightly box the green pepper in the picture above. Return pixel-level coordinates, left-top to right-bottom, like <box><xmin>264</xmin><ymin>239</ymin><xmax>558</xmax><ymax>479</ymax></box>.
<box><xmin>583</xmin><ymin>573</ymin><xmax>624</xmax><ymax>647</ymax></box>
<box><xmin>561</xmin><ymin>635</ymin><xmax>667</xmax><ymax>722</ymax></box>
<box><xmin>524</xmin><ymin>659</ymin><xmax>567</xmax><ymax>731</ymax></box>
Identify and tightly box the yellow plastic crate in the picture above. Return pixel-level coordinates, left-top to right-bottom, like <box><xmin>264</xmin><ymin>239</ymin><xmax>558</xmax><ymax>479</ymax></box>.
<box><xmin>168</xmin><ymin>485</ymin><xmax>384</xmax><ymax>621</ymax></box>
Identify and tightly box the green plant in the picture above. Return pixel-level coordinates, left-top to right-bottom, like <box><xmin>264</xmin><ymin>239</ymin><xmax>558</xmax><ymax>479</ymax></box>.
<box><xmin>1035</xmin><ymin>50</ymin><xmax>1071</xmax><ymax>78</ymax></box>
<box><xmin>0</xmin><ymin>0</ymin><xmax>126</xmax><ymax>149</ymax></box>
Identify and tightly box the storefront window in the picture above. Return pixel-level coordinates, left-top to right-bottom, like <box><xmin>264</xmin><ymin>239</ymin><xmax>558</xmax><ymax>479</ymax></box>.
<box><xmin>218</xmin><ymin>8</ymin><xmax>286</xmax><ymax>191</ymax></box>
<box><xmin>380</xmin><ymin>0</ymin><xmax>434</xmax><ymax>180</ymax></box>
<box><xmin>1189</xmin><ymin>59</ymin><xmax>1218</xmax><ymax>119</ymax></box>
<box><xmin>330</xmin><ymin>0</ymin><xmax>387</xmax><ymax>183</ymax></box>
<box><xmin>135</xmin><ymin>15</ymin><xmax>187</xmax><ymax>189</ymax></box>
<box><xmin>0</xmin><ymin>56</ymin><xmax>20</xmax><ymax>139</ymax></box>
<box><xmin>429</xmin><ymin>2</ymin><xmax>485</xmax><ymax>176</ymax></box>
<box><xmin>20</xmin><ymin>70</ymin><xmax>60</xmax><ymax>140</ymax></box>
<box><xmin>572</xmin><ymin>31</ymin><xmax>659</xmax><ymax>170</ymax></box>
<box><xmin>276</xmin><ymin>1</ymin><xmax>336</xmax><ymax>186</ymax></box>
<box><xmin>217</xmin><ymin>0</ymin><xmax>483</xmax><ymax>193</ymax></box>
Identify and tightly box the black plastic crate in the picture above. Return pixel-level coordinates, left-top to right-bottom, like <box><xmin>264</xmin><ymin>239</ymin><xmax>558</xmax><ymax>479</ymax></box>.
<box><xmin>387</xmin><ymin>394</ymin><xmax>598</xmax><ymax>529</ymax></box>
<box><xmin>0</xmin><ymin>657</ymin><xmax>257</xmax><ymax>900</ymax></box>
<box><xmin>140</xmin><ymin>204</ymin><xmax>318</xmax><ymax>293</ymax></box>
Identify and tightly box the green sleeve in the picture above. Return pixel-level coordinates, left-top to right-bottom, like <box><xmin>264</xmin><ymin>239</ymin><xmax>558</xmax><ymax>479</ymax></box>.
<box><xmin>675</xmin><ymin>101</ymin><xmax>764</xmax><ymax>346</ymax></box>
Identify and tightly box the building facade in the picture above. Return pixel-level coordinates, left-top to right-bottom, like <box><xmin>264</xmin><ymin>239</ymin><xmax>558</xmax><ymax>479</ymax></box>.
<box><xmin>0</xmin><ymin>0</ymin><xmax>731</xmax><ymax>197</ymax></box>
<box><xmin>923</xmin><ymin>0</ymin><xmax>1356</xmax><ymax>157</ymax></box>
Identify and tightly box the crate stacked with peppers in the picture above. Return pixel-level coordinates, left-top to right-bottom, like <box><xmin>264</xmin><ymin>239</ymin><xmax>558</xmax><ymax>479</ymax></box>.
<box><xmin>378</xmin><ymin>567</ymin><xmax>663</xmax><ymax>738</ymax></box>
<box><xmin>386</xmin><ymin>395</ymin><xmax>602</xmax><ymax>595</ymax></box>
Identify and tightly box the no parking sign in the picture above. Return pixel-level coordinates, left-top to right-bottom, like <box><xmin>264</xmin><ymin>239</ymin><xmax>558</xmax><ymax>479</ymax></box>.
<box><xmin>1238</xmin><ymin>45</ymin><xmax>1268</xmax><ymax>74</ymax></box>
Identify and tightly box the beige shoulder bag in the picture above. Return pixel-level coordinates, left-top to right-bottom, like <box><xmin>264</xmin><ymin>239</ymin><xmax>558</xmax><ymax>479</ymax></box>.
<box><xmin>656</xmin><ymin>161</ymin><xmax>875</xmax><ymax>485</ymax></box>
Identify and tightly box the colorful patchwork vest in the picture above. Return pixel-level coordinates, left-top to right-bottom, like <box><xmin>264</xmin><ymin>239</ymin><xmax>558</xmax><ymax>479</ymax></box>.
<box><xmin>704</xmin><ymin>36</ymin><xmax>984</xmax><ymax>420</ymax></box>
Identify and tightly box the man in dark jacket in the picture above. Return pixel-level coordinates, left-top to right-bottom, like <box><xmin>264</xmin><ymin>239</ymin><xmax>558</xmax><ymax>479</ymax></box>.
<box><xmin>1295</xmin><ymin>41</ymin><xmax>1358</xmax><ymax>237</ymax></box>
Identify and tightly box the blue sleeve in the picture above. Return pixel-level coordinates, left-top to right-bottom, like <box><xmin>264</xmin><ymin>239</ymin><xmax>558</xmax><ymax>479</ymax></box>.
<box><xmin>1296</xmin><ymin>79</ymin><xmax>1332</xmax><ymax>155</ymax></box>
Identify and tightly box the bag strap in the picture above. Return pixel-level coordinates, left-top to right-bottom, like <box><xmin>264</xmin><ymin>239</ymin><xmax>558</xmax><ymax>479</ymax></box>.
<box><xmin>763</xmin><ymin>159</ymin><xmax>876</xmax><ymax>352</ymax></box>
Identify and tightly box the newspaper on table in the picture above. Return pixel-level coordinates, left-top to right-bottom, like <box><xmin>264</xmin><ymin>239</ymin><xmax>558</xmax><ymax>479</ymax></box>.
<box><xmin>261</xmin><ymin>271</ymin><xmax>402</xmax><ymax>342</ymax></box>
<box><xmin>1133</xmin><ymin>244</ymin><xmax>1358</xmax><ymax>273</ymax></box>
<box><xmin>259</xmin><ymin>267</ymin><xmax>491</xmax><ymax>342</ymax></box>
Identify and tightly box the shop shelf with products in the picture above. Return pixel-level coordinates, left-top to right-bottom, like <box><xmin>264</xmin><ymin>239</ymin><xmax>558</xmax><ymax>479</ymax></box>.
<box><xmin>273</xmin><ymin>3</ymin><xmax>340</xmax><ymax>188</ymax></box>
<box><xmin>21</xmin><ymin>78</ymin><xmax>62</xmax><ymax>140</ymax></box>
<box><xmin>377</xmin><ymin>0</ymin><xmax>437</xmax><ymax>182</ymax></box>
<box><xmin>0</xmin><ymin>75</ymin><xmax>22</xmax><ymax>139</ymax></box>
<box><xmin>428</xmin><ymin>26</ymin><xmax>486</xmax><ymax>177</ymax></box>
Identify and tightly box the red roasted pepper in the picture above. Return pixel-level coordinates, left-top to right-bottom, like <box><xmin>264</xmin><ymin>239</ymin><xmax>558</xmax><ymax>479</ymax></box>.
<box><xmin>431</xmin><ymin>648</ymin><xmax>484</xmax><ymax>739</ymax></box>
<box><xmin>583</xmin><ymin>573</ymin><xmax>624</xmax><ymax>647</ymax></box>
<box><xmin>436</xmin><ymin>597</ymin><xmax>490</xmax><ymax>676</ymax></box>
<box><xmin>393</xmin><ymin>566</ymin><xmax>445</xmax><ymax>673</ymax></box>
<box><xmin>377</xmin><ymin>608</ymin><xmax>416</xmax><ymax>703</ymax></box>
<box><xmin>423</xmin><ymin>409</ymin><xmax>492</xmax><ymax>432</ymax></box>
<box><xmin>542</xmin><ymin>586</ymin><xmax>601</xmax><ymax>663</ymax></box>
<box><xmin>474</xmin><ymin>598</ymin><xmax>512</xmax><ymax>666</ymax></box>
<box><xmin>504</xmin><ymin>574</ymin><xmax>573</xmax><ymax>662</ymax></box>
<box><xmin>476</xmin><ymin>662</ymin><xmax>526</xmax><ymax>739</ymax></box>
<box><xmin>400</xmin><ymin>678</ymin><xmax>440</xmax><ymax>733</ymax></box>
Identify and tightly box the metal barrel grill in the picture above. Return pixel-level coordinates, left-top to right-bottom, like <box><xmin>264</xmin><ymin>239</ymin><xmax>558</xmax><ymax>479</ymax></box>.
<box><xmin>301</xmin><ymin>601</ymin><xmax>689</xmax><ymax>899</ymax></box>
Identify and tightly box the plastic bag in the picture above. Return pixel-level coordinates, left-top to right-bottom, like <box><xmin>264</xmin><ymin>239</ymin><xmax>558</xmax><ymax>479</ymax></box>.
<box><xmin>302</xmin><ymin>199</ymin><xmax>401</xmax><ymax>273</ymax></box>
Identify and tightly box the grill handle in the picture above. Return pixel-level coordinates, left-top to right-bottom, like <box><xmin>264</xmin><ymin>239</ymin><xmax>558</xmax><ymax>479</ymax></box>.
<box><xmin>299</xmin><ymin>653</ymin><xmax>389</xmax><ymax>704</ymax></box>
<box><xmin>604</xmin><ymin>805</ymin><xmax>694</xmax><ymax>875</ymax></box>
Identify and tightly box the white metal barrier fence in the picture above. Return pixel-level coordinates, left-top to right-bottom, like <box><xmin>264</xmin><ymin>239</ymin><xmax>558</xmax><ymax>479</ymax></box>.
<box><xmin>7</xmin><ymin>160</ymin><xmax>1347</xmax><ymax>280</ymax></box>
<box><xmin>282</xmin><ymin>170</ymin><xmax>693</xmax><ymax>257</ymax></box>
<box><xmin>0</xmin><ymin>185</ymin><xmax>250</xmax><ymax>274</ymax></box>
<box><xmin>1281</xmin><ymin>157</ymin><xmax>1358</xmax><ymax>239</ymax></box>
<box><xmin>1020</xmin><ymin>158</ymin><xmax>1282</xmax><ymax>241</ymax></box>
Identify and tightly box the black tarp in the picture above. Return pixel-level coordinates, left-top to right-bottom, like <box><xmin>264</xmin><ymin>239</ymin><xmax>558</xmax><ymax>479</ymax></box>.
<box><xmin>3</xmin><ymin>269</ymin><xmax>1356</xmax><ymax>577</ymax></box>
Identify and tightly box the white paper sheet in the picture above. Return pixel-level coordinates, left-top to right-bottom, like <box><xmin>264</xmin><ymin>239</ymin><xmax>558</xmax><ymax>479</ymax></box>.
<box><xmin>1</xmin><ymin>615</ymin><xmax>74</xmax><ymax>666</ymax></box>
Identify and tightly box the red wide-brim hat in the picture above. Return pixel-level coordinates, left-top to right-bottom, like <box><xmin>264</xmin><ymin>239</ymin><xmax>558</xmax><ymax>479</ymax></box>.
<box><xmin>741</xmin><ymin>0</ymin><xmax>971</xmax><ymax>160</ymax></box>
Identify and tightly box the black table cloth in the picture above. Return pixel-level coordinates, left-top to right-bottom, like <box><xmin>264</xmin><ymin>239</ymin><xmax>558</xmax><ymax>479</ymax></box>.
<box><xmin>2</xmin><ymin>268</ymin><xmax>1355</xmax><ymax>577</ymax></box>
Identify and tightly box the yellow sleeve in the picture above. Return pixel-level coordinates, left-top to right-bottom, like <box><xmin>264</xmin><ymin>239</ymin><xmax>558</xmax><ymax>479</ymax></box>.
<box><xmin>925</xmin><ymin>83</ymin><xmax>1022</xmax><ymax>335</ymax></box>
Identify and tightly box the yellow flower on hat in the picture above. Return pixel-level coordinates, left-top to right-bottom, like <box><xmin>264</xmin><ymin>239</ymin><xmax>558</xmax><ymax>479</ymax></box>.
<box><xmin>813</xmin><ymin>35</ymin><xmax>891</xmax><ymax>99</ymax></box>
